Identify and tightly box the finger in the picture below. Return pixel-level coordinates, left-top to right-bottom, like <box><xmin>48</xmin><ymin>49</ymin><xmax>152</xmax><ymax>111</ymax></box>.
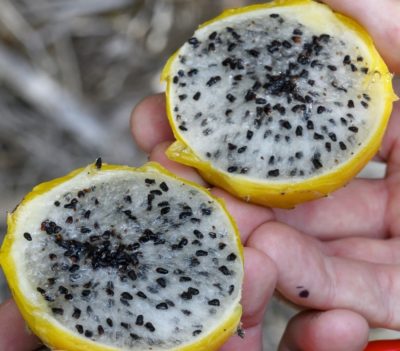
<box><xmin>326</xmin><ymin>236</ymin><xmax>400</xmax><ymax>264</ymax></box>
<box><xmin>248</xmin><ymin>222</ymin><xmax>400</xmax><ymax>328</ymax></box>
<box><xmin>322</xmin><ymin>0</ymin><xmax>400</xmax><ymax>72</ymax></box>
<box><xmin>241</xmin><ymin>247</ymin><xmax>277</xmax><ymax>328</ymax></box>
<box><xmin>211</xmin><ymin>188</ymin><xmax>274</xmax><ymax>243</ymax></box>
<box><xmin>279</xmin><ymin>309</ymin><xmax>369</xmax><ymax>351</ymax></box>
<box><xmin>220</xmin><ymin>324</ymin><xmax>263</xmax><ymax>351</ymax></box>
<box><xmin>149</xmin><ymin>141</ymin><xmax>208</xmax><ymax>186</ymax></box>
<box><xmin>130</xmin><ymin>94</ymin><xmax>173</xmax><ymax>153</ymax></box>
<box><xmin>273</xmin><ymin>179</ymin><xmax>388</xmax><ymax>240</ymax></box>
<box><xmin>0</xmin><ymin>299</ymin><xmax>42</xmax><ymax>351</ymax></box>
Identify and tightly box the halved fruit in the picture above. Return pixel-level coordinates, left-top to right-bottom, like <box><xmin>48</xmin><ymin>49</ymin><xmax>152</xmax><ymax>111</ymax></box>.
<box><xmin>0</xmin><ymin>161</ymin><xmax>243</xmax><ymax>351</ymax></box>
<box><xmin>162</xmin><ymin>0</ymin><xmax>396</xmax><ymax>208</ymax></box>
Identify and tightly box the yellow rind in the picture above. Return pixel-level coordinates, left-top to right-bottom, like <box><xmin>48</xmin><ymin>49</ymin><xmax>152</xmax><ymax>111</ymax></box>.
<box><xmin>0</xmin><ymin>162</ymin><xmax>243</xmax><ymax>351</ymax></box>
<box><xmin>162</xmin><ymin>0</ymin><xmax>396</xmax><ymax>208</ymax></box>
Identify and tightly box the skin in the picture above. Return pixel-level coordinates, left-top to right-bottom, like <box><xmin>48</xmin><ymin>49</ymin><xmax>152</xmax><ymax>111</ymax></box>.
<box><xmin>0</xmin><ymin>0</ymin><xmax>399</xmax><ymax>350</ymax></box>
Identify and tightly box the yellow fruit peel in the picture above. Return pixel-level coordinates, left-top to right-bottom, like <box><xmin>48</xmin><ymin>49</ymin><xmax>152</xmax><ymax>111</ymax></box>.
<box><xmin>1</xmin><ymin>162</ymin><xmax>243</xmax><ymax>351</ymax></box>
<box><xmin>162</xmin><ymin>0</ymin><xmax>396</xmax><ymax>208</ymax></box>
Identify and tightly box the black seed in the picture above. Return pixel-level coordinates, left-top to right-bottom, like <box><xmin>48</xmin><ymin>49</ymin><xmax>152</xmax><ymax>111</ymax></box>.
<box><xmin>81</xmin><ymin>290</ymin><xmax>91</xmax><ymax>297</ymax></box>
<box><xmin>52</xmin><ymin>307</ymin><xmax>64</xmax><ymax>315</ymax></box>
<box><xmin>317</xmin><ymin>106</ymin><xmax>326</xmax><ymax>114</ymax></box>
<box><xmin>121</xmin><ymin>292</ymin><xmax>133</xmax><ymax>300</ymax></box>
<box><xmin>327</xmin><ymin>65</ymin><xmax>337</xmax><ymax>71</ymax></box>
<box><xmin>219</xmin><ymin>242</ymin><xmax>226</xmax><ymax>250</ymax></box>
<box><xmin>196</xmin><ymin>250</ymin><xmax>208</xmax><ymax>257</ymax></box>
<box><xmin>173</xmin><ymin>76</ymin><xmax>179</xmax><ymax>84</ymax></box>
<box><xmin>226</xmin><ymin>93</ymin><xmax>236</xmax><ymax>102</ymax></box>
<box><xmin>156</xmin><ymin>267</ymin><xmax>169</xmax><ymax>274</ymax></box>
<box><xmin>307</xmin><ymin>120</ymin><xmax>314</xmax><ymax>130</ymax></box>
<box><xmin>206</xmin><ymin>76</ymin><xmax>221</xmax><ymax>87</ymax></box>
<box><xmin>227</xmin><ymin>166</ymin><xmax>238</xmax><ymax>173</ymax></box>
<box><xmin>54</xmin><ymin>201</ymin><xmax>60</xmax><ymax>207</ymax></box>
<box><xmin>97</xmin><ymin>325</ymin><xmax>104</xmax><ymax>335</ymax></box>
<box><xmin>268</xmin><ymin>156</ymin><xmax>275</xmax><ymax>165</ymax></box>
<box><xmin>349</xmin><ymin>126</ymin><xmax>359</xmax><ymax>133</ymax></box>
<box><xmin>219</xmin><ymin>266</ymin><xmax>231</xmax><ymax>275</ymax></box>
<box><xmin>244</xmin><ymin>90</ymin><xmax>256</xmax><ymax>101</ymax></box>
<box><xmin>188</xmin><ymin>37</ymin><xmax>199</xmax><ymax>46</ymax></box>
<box><xmin>228</xmin><ymin>143</ymin><xmax>237</xmax><ymax>150</ymax></box>
<box><xmin>247</xmin><ymin>49</ymin><xmax>260</xmax><ymax>57</ymax></box>
<box><xmin>182</xmin><ymin>309</ymin><xmax>191</xmax><ymax>316</ymax></box>
<box><xmin>193</xmin><ymin>92</ymin><xmax>201</xmax><ymax>101</ymax></box>
<box><xmin>229</xmin><ymin>285</ymin><xmax>235</xmax><ymax>295</ymax></box>
<box><xmin>76</xmin><ymin>325</ymin><xmax>84</xmax><ymax>334</ymax></box>
<box><xmin>136</xmin><ymin>315</ymin><xmax>144</xmax><ymax>326</ymax></box>
<box><xmin>83</xmin><ymin>210</ymin><xmax>91</xmax><ymax>219</ymax></box>
<box><xmin>350</xmin><ymin>63</ymin><xmax>358</xmax><ymax>72</ymax></box>
<box><xmin>145</xmin><ymin>322</ymin><xmax>155</xmax><ymax>332</ymax></box>
<box><xmin>268</xmin><ymin>169</ymin><xmax>280</xmax><ymax>177</ymax></box>
<box><xmin>325</xmin><ymin>142</ymin><xmax>332</xmax><ymax>152</ymax></box>
<box><xmin>145</xmin><ymin>178</ymin><xmax>155</xmax><ymax>185</ymax></box>
<box><xmin>190</xmin><ymin>257</ymin><xmax>200</xmax><ymax>266</ymax></box>
<box><xmin>137</xmin><ymin>291</ymin><xmax>147</xmax><ymax>299</ymax></box>
<box><xmin>208</xmin><ymin>299</ymin><xmax>220</xmax><ymax>306</ymax></box>
<box><xmin>237</xmin><ymin>146</ymin><xmax>247</xmax><ymax>153</ymax></box>
<box><xmin>85</xmin><ymin>330</ymin><xmax>93</xmax><ymax>338</ymax></box>
<box><xmin>187</xmin><ymin>69</ymin><xmax>199</xmax><ymax>78</ymax></box>
<box><xmin>361</xmin><ymin>101</ymin><xmax>369</xmax><ymax>109</ymax></box>
<box><xmin>193</xmin><ymin>329</ymin><xmax>202</xmax><ymax>336</ymax></box>
<box><xmin>255</xmin><ymin>97</ymin><xmax>267</xmax><ymax>105</ymax></box>
<box><xmin>280</xmin><ymin>120</ymin><xmax>292</xmax><ymax>129</ymax></box>
<box><xmin>95</xmin><ymin>157</ymin><xmax>102</xmax><ymax>170</ymax></box>
<box><xmin>156</xmin><ymin>302</ymin><xmax>168</xmax><ymax>310</ymax></box>
<box><xmin>80</xmin><ymin>227</ymin><xmax>91</xmax><ymax>234</ymax></box>
<box><xmin>180</xmin><ymin>276</ymin><xmax>192</xmax><ymax>282</ymax></box>
<box><xmin>295</xmin><ymin>152</ymin><xmax>303</xmax><ymax>159</ymax></box>
<box><xmin>295</xmin><ymin>126</ymin><xmax>303</xmax><ymax>136</ymax></box>
<box><xmin>160</xmin><ymin>207</ymin><xmax>170</xmax><ymax>215</ymax></box>
<box><xmin>130</xmin><ymin>333</ymin><xmax>140</xmax><ymax>340</ymax></box>
<box><xmin>328</xmin><ymin>132</ymin><xmax>337</xmax><ymax>142</ymax></box>
<box><xmin>270</xmin><ymin>13</ymin><xmax>279</xmax><ymax>18</ymax></box>
<box><xmin>246</xmin><ymin>130</ymin><xmax>254</xmax><ymax>140</ymax></box>
<box><xmin>227</xmin><ymin>253</ymin><xmax>237</xmax><ymax>261</ymax></box>
<box><xmin>339</xmin><ymin>141</ymin><xmax>347</xmax><ymax>150</ymax></box>
<box><xmin>106</xmin><ymin>318</ymin><xmax>113</xmax><ymax>327</ymax></box>
<box><xmin>65</xmin><ymin>294</ymin><xmax>73</xmax><ymax>300</ymax></box>
<box><xmin>313</xmin><ymin>133</ymin><xmax>324</xmax><ymax>140</ymax></box>
<box><xmin>156</xmin><ymin>277</ymin><xmax>167</xmax><ymax>288</ymax></box>
<box><xmin>312</xmin><ymin>156</ymin><xmax>323</xmax><ymax>169</ymax></box>
<box><xmin>178</xmin><ymin>94</ymin><xmax>187</xmax><ymax>101</ymax></box>
<box><xmin>299</xmin><ymin>289</ymin><xmax>309</xmax><ymax>298</ymax></box>
<box><xmin>66</xmin><ymin>216</ymin><xmax>73</xmax><ymax>224</ymax></box>
<box><xmin>72</xmin><ymin>308</ymin><xmax>81</xmax><ymax>319</ymax></box>
<box><xmin>23</xmin><ymin>232</ymin><xmax>32</xmax><ymax>241</ymax></box>
<box><xmin>209</xmin><ymin>31</ymin><xmax>217</xmax><ymax>40</ymax></box>
<box><xmin>58</xmin><ymin>285</ymin><xmax>68</xmax><ymax>295</ymax></box>
<box><xmin>361</xmin><ymin>67</ymin><xmax>369</xmax><ymax>74</ymax></box>
<box><xmin>308</xmin><ymin>79</ymin><xmax>315</xmax><ymax>86</ymax></box>
<box><xmin>343</xmin><ymin>55</ymin><xmax>351</xmax><ymax>64</ymax></box>
<box><xmin>227</xmin><ymin>42</ymin><xmax>237</xmax><ymax>51</ymax></box>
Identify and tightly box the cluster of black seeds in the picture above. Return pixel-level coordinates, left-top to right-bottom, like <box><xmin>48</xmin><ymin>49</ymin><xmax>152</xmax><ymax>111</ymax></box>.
<box><xmin>171</xmin><ymin>13</ymin><xmax>373</xmax><ymax>179</ymax></box>
<box><xmin>24</xmin><ymin>174</ymin><xmax>241</xmax><ymax>348</ymax></box>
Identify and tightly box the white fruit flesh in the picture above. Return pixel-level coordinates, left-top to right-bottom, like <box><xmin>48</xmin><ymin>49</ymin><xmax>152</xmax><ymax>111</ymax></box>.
<box><xmin>167</xmin><ymin>3</ymin><xmax>389</xmax><ymax>182</ymax></box>
<box><xmin>9</xmin><ymin>166</ymin><xmax>242</xmax><ymax>350</ymax></box>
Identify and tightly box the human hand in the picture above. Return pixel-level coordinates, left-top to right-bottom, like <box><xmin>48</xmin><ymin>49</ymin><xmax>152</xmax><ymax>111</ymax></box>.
<box><xmin>130</xmin><ymin>1</ymin><xmax>400</xmax><ymax>349</ymax></box>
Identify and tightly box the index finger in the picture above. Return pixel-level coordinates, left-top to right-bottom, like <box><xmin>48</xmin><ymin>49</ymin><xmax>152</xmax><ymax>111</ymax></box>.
<box><xmin>0</xmin><ymin>299</ymin><xmax>42</xmax><ymax>351</ymax></box>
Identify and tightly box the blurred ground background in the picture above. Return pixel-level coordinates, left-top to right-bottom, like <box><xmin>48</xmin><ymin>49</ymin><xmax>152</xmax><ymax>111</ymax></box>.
<box><xmin>0</xmin><ymin>0</ymin><xmax>399</xmax><ymax>349</ymax></box>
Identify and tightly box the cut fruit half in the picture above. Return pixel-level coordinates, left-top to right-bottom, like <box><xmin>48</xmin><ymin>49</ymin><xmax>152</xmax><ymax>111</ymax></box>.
<box><xmin>162</xmin><ymin>0</ymin><xmax>396</xmax><ymax>208</ymax></box>
<box><xmin>0</xmin><ymin>161</ymin><xmax>243</xmax><ymax>351</ymax></box>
